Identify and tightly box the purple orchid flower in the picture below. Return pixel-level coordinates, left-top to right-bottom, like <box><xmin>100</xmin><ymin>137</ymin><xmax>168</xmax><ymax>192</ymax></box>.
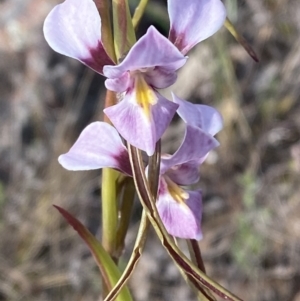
<box><xmin>172</xmin><ymin>93</ymin><xmax>223</xmax><ymax>136</ymax></box>
<box><xmin>172</xmin><ymin>93</ymin><xmax>223</xmax><ymax>163</ymax></box>
<box><xmin>58</xmin><ymin>117</ymin><xmax>220</xmax><ymax>240</ymax></box>
<box><xmin>43</xmin><ymin>0</ymin><xmax>226</xmax><ymax>156</ymax></box>
<box><xmin>155</xmin><ymin>94</ymin><xmax>223</xmax><ymax>239</ymax></box>
<box><xmin>157</xmin><ymin>124</ymin><xmax>219</xmax><ymax>240</ymax></box>
<box><xmin>58</xmin><ymin>122</ymin><xmax>132</xmax><ymax>176</ymax></box>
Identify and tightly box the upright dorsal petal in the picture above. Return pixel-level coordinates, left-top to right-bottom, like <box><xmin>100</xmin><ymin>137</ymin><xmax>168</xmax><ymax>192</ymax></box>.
<box><xmin>168</xmin><ymin>0</ymin><xmax>226</xmax><ymax>54</ymax></box>
<box><xmin>43</xmin><ymin>0</ymin><xmax>113</xmax><ymax>74</ymax></box>
<box><xmin>103</xmin><ymin>26</ymin><xmax>186</xmax><ymax>80</ymax></box>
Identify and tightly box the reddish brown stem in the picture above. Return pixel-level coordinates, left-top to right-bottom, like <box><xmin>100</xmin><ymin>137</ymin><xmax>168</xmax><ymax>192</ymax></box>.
<box><xmin>103</xmin><ymin>90</ymin><xmax>117</xmax><ymax>123</ymax></box>
<box><xmin>190</xmin><ymin>239</ymin><xmax>206</xmax><ymax>274</ymax></box>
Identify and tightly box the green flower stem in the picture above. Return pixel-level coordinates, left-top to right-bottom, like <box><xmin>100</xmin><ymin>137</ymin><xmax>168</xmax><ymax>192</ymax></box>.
<box><xmin>132</xmin><ymin>0</ymin><xmax>149</xmax><ymax>29</ymax></box>
<box><xmin>102</xmin><ymin>168</ymin><xmax>119</xmax><ymax>260</ymax></box>
<box><xmin>102</xmin><ymin>140</ymin><xmax>161</xmax><ymax>301</ymax></box>
<box><xmin>101</xmin><ymin>89</ymin><xmax>120</xmax><ymax>298</ymax></box>
<box><xmin>102</xmin><ymin>90</ymin><xmax>119</xmax><ymax>261</ymax></box>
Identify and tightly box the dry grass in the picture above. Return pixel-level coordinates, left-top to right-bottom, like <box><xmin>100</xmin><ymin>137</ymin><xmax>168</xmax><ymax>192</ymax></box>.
<box><xmin>0</xmin><ymin>0</ymin><xmax>300</xmax><ymax>300</ymax></box>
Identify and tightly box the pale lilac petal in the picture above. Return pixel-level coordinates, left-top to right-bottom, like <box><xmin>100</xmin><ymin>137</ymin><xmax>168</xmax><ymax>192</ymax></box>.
<box><xmin>58</xmin><ymin>122</ymin><xmax>132</xmax><ymax>175</ymax></box>
<box><xmin>43</xmin><ymin>0</ymin><xmax>113</xmax><ymax>74</ymax></box>
<box><xmin>164</xmin><ymin>161</ymin><xmax>200</xmax><ymax>185</ymax></box>
<box><xmin>105</xmin><ymin>72</ymin><xmax>131</xmax><ymax>92</ymax></box>
<box><xmin>104</xmin><ymin>93</ymin><xmax>178</xmax><ymax>156</ymax></box>
<box><xmin>144</xmin><ymin>68</ymin><xmax>177</xmax><ymax>89</ymax></box>
<box><xmin>157</xmin><ymin>178</ymin><xmax>203</xmax><ymax>240</ymax></box>
<box><xmin>104</xmin><ymin>96</ymin><xmax>155</xmax><ymax>156</ymax></box>
<box><xmin>168</xmin><ymin>0</ymin><xmax>226</xmax><ymax>54</ymax></box>
<box><xmin>161</xmin><ymin>125</ymin><xmax>219</xmax><ymax>173</ymax></box>
<box><xmin>103</xmin><ymin>26</ymin><xmax>186</xmax><ymax>87</ymax></box>
<box><xmin>185</xmin><ymin>189</ymin><xmax>203</xmax><ymax>240</ymax></box>
<box><xmin>173</xmin><ymin>94</ymin><xmax>223</xmax><ymax>136</ymax></box>
<box><xmin>152</xmin><ymin>95</ymin><xmax>179</xmax><ymax>149</ymax></box>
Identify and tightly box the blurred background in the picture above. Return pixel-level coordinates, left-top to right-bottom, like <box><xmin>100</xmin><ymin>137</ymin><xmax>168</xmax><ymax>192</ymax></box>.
<box><xmin>1</xmin><ymin>0</ymin><xmax>300</xmax><ymax>300</ymax></box>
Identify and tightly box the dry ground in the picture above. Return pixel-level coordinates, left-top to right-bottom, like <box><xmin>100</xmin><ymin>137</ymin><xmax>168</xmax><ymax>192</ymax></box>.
<box><xmin>0</xmin><ymin>0</ymin><xmax>300</xmax><ymax>300</ymax></box>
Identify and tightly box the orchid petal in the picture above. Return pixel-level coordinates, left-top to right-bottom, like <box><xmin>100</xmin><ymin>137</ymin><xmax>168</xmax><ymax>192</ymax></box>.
<box><xmin>164</xmin><ymin>161</ymin><xmax>200</xmax><ymax>186</ymax></box>
<box><xmin>104</xmin><ymin>93</ymin><xmax>178</xmax><ymax>156</ymax></box>
<box><xmin>105</xmin><ymin>68</ymin><xmax>177</xmax><ymax>92</ymax></box>
<box><xmin>157</xmin><ymin>178</ymin><xmax>203</xmax><ymax>240</ymax></box>
<box><xmin>152</xmin><ymin>95</ymin><xmax>179</xmax><ymax>150</ymax></box>
<box><xmin>143</xmin><ymin>68</ymin><xmax>178</xmax><ymax>89</ymax></box>
<box><xmin>103</xmin><ymin>26</ymin><xmax>186</xmax><ymax>85</ymax></box>
<box><xmin>105</xmin><ymin>72</ymin><xmax>131</xmax><ymax>92</ymax></box>
<box><xmin>161</xmin><ymin>125</ymin><xmax>219</xmax><ymax>173</ymax></box>
<box><xmin>173</xmin><ymin>94</ymin><xmax>223</xmax><ymax>136</ymax></box>
<box><xmin>43</xmin><ymin>0</ymin><xmax>113</xmax><ymax>74</ymax></box>
<box><xmin>58</xmin><ymin>122</ymin><xmax>132</xmax><ymax>175</ymax></box>
<box><xmin>168</xmin><ymin>0</ymin><xmax>226</xmax><ymax>54</ymax></box>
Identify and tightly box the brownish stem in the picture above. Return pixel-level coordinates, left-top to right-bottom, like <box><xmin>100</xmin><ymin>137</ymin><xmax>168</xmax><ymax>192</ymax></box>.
<box><xmin>94</xmin><ymin>0</ymin><xmax>116</xmax><ymax>62</ymax></box>
<box><xmin>190</xmin><ymin>239</ymin><xmax>206</xmax><ymax>274</ymax></box>
<box><xmin>103</xmin><ymin>90</ymin><xmax>117</xmax><ymax>123</ymax></box>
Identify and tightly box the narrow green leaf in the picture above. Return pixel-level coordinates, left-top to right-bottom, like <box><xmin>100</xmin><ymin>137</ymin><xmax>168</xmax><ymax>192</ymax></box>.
<box><xmin>112</xmin><ymin>0</ymin><xmax>136</xmax><ymax>60</ymax></box>
<box><xmin>53</xmin><ymin>205</ymin><xmax>133</xmax><ymax>301</ymax></box>
<box><xmin>127</xmin><ymin>145</ymin><xmax>243</xmax><ymax>301</ymax></box>
<box><xmin>132</xmin><ymin>0</ymin><xmax>149</xmax><ymax>29</ymax></box>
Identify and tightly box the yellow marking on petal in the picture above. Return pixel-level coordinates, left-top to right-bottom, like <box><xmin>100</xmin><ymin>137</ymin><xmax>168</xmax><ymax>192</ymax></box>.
<box><xmin>165</xmin><ymin>176</ymin><xmax>189</xmax><ymax>205</ymax></box>
<box><xmin>134</xmin><ymin>73</ymin><xmax>157</xmax><ymax>119</ymax></box>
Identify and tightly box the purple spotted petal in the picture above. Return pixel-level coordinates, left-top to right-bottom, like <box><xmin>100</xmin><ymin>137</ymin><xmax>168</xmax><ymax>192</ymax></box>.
<box><xmin>173</xmin><ymin>94</ymin><xmax>223</xmax><ymax>136</ymax></box>
<box><xmin>104</xmin><ymin>92</ymin><xmax>178</xmax><ymax>156</ymax></box>
<box><xmin>161</xmin><ymin>125</ymin><xmax>219</xmax><ymax>174</ymax></box>
<box><xmin>43</xmin><ymin>0</ymin><xmax>113</xmax><ymax>74</ymax></box>
<box><xmin>168</xmin><ymin>0</ymin><xmax>226</xmax><ymax>54</ymax></box>
<box><xmin>103</xmin><ymin>26</ymin><xmax>186</xmax><ymax>89</ymax></box>
<box><xmin>58</xmin><ymin>122</ymin><xmax>132</xmax><ymax>175</ymax></box>
<box><xmin>157</xmin><ymin>178</ymin><xmax>203</xmax><ymax>240</ymax></box>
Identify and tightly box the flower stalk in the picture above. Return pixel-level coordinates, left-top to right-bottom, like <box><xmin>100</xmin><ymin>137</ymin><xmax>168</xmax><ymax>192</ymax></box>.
<box><xmin>101</xmin><ymin>167</ymin><xmax>119</xmax><ymax>260</ymax></box>
<box><xmin>43</xmin><ymin>0</ymin><xmax>250</xmax><ymax>299</ymax></box>
<box><xmin>101</xmin><ymin>88</ymin><xmax>119</xmax><ymax>262</ymax></box>
<box><xmin>127</xmin><ymin>144</ymin><xmax>242</xmax><ymax>301</ymax></box>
